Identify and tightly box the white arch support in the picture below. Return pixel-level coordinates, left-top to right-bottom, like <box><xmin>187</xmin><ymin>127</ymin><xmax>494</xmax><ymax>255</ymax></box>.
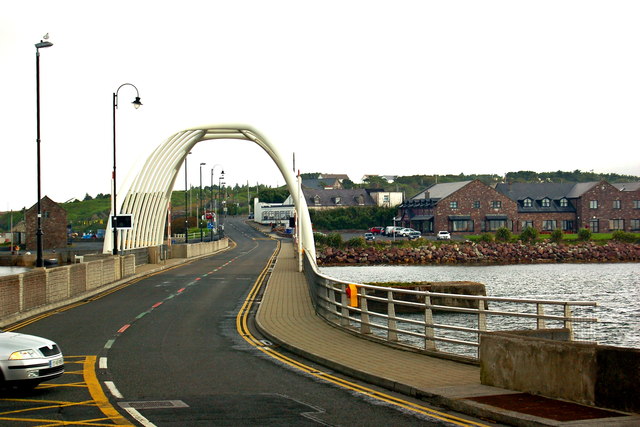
<box><xmin>103</xmin><ymin>124</ymin><xmax>316</xmax><ymax>260</ymax></box>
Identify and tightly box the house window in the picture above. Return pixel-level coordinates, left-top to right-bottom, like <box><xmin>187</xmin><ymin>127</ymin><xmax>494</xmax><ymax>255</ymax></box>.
<box><xmin>541</xmin><ymin>198</ymin><xmax>550</xmax><ymax>208</ymax></box>
<box><xmin>523</xmin><ymin>199</ymin><xmax>532</xmax><ymax>208</ymax></box>
<box><xmin>491</xmin><ymin>201</ymin><xmax>502</xmax><ymax>209</ymax></box>
<box><xmin>559</xmin><ymin>198</ymin><xmax>568</xmax><ymax>208</ymax></box>
<box><xmin>589</xmin><ymin>200</ymin><xmax>598</xmax><ymax>209</ymax></box>
<box><xmin>634</xmin><ymin>200</ymin><xmax>640</xmax><ymax>209</ymax></box>
<box><xmin>451</xmin><ymin>219</ymin><xmax>473</xmax><ymax>232</ymax></box>
<box><xmin>613</xmin><ymin>200</ymin><xmax>621</xmax><ymax>209</ymax></box>
<box><xmin>487</xmin><ymin>219</ymin><xmax>506</xmax><ymax>231</ymax></box>
<box><xmin>542</xmin><ymin>220</ymin><xmax>556</xmax><ymax>231</ymax></box>
<box><xmin>561</xmin><ymin>220</ymin><xmax>574</xmax><ymax>231</ymax></box>
<box><xmin>355</xmin><ymin>195</ymin><xmax>364</xmax><ymax>205</ymax></box>
<box><xmin>631</xmin><ymin>219</ymin><xmax>640</xmax><ymax>231</ymax></box>
<box><xmin>449</xmin><ymin>201</ymin><xmax>458</xmax><ymax>209</ymax></box>
<box><xmin>589</xmin><ymin>219</ymin><xmax>599</xmax><ymax>233</ymax></box>
<box><xmin>521</xmin><ymin>220</ymin><xmax>533</xmax><ymax>230</ymax></box>
<box><xmin>313</xmin><ymin>196</ymin><xmax>321</xmax><ymax>206</ymax></box>
<box><xmin>334</xmin><ymin>197</ymin><xmax>341</xmax><ymax>205</ymax></box>
<box><xmin>473</xmin><ymin>201</ymin><xmax>480</xmax><ymax>209</ymax></box>
<box><xmin>609</xmin><ymin>219</ymin><xmax>624</xmax><ymax>231</ymax></box>
<box><xmin>383</xmin><ymin>194</ymin><xmax>390</xmax><ymax>202</ymax></box>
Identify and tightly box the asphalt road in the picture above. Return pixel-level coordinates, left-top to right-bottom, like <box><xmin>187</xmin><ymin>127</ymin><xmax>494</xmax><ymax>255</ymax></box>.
<box><xmin>2</xmin><ymin>218</ymin><xmax>482</xmax><ymax>426</ymax></box>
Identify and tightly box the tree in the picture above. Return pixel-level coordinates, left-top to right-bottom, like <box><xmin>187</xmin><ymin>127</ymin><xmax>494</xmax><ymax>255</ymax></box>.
<box><xmin>83</xmin><ymin>193</ymin><xmax>93</xmax><ymax>201</ymax></box>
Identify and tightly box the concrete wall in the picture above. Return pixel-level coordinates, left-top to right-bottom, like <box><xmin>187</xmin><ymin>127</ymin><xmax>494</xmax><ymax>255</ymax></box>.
<box><xmin>170</xmin><ymin>238</ymin><xmax>228</xmax><ymax>259</ymax></box>
<box><xmin>0</xmin><ymin>255</ymin><xmax>135</xmax><ymax>327</ymax></box>
<box><xmin>480</xmin><ymin>330</ymin><xmax>640</xmax><ymax>413</ymax></box>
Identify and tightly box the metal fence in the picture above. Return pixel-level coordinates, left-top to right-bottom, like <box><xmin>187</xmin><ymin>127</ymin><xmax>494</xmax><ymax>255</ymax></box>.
<box><xmin>302</xmin><ymin>251</ymin><xmax>598</xmax><ymax>361</ymax></box>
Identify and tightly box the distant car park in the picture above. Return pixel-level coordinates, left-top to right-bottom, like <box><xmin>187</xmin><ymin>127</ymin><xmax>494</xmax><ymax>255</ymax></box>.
<box><xmin>368</xmin><ymin>226</ymin><xmax>384</xmax><ymax>234</ymax></box>
<box><xmin>364</xmin><ymin>232</ymin><xmax>375</xmax><ymax>241</ymax></box>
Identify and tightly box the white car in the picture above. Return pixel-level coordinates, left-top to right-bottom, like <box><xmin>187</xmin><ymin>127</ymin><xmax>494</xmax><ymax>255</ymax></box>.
<box><xmin>437</xmin><ymin>231</ymin><xmax>451</xmax><ymax>240</ymax></box>
<box><xmin>0</xmin><ymin>330</ymin><xmax>64</xmax><ymax>389</ymax></box>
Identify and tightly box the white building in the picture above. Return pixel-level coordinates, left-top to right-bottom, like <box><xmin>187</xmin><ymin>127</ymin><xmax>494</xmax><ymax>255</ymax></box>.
<box><xmin>252</xmin><ymin>197</ymin><xmax>295</xmax><ymax>226</ymax></box>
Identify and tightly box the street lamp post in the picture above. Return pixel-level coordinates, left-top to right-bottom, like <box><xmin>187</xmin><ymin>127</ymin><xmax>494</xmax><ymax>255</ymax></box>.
<box><xmin>199</xmin><ymin>162</ymin><xmax>206</xmax><ymax>242</ymax></box>
<box><xmin>112</xmin><ymin>83</ymin><xmax>142</xmax><ymax>255</ymax></box>
<box><xmin>209</xmin><ymin>164</ymin><xmax>224</xmax><ymax>236</ymax></box>
<box><xmin>35</xmin><ymin>36</ymin><xmax>53</xmax><ymax>268</ymax></box>
<box><xmin>184</xmin><ymin>152</ymin><xmax>191</xmax><ymax>243</ymax></box>
<box><xmin>218</xmin><ymin>172</ymin><xmax>225</xmax><ymax>235</ymax></box>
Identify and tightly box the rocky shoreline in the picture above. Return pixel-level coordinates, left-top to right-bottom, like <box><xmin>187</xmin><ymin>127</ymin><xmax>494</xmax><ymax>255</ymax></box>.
<box><xmin>316</xmin><ymin>241</ymin><xmax>640</xmax><ymax>266</ymax></box>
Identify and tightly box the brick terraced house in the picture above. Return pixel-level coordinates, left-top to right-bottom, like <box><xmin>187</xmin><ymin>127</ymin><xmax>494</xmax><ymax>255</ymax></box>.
<box><xmin>398</xmin><ymin>180</ymin><xmax>640</xmax><ymax>236</ymax></box>
<box><xmin>25</xmin><ymin>196</ymin><xmax>68</xmax><ymax>250</ymax></box>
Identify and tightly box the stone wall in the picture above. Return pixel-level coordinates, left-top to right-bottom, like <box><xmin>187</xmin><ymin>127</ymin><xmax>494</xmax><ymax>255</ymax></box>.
<box><xmin>0</xmin><ymin>255</ymin><xmax>135</xmax><ymax>327</ymax></box>
<box><xmin>170</xmin><ymin>238</ymin><xmax>229</xmax><ymax>259</ymax></box>
<box><xmin>317</xmin><ymin>241</ymin><xmax>640</xmax><ymax>265</ymax></box>
<box><xmin>479</xmin><ymin>330</ymin><xmax>640</xmax><ymax>413</ymax></box>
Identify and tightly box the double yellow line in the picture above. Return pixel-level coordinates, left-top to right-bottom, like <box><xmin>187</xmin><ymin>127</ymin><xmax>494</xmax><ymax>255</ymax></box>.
<box><xmin>235</xmin><ymin>242</ymin><xmax>489</xmax><ymax>427</ymax></box>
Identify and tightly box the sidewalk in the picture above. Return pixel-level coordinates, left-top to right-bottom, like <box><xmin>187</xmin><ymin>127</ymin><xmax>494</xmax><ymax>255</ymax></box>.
<box><xmin>255</xmin><ymin>241</ymin><xmax>640</xmax><ymax>427</ymax></box>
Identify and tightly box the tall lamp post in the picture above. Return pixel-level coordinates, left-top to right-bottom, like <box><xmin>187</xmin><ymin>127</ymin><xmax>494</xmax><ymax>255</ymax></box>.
<box><xmin>35</xmin><ymin>35</ymin><xmax>53</xmax><ymax>268</ymax></box>
<box><xmin>112</xmin><ymin>83</ymin><xmax>142</xmax><ymax>255</ymax></box>
<box><xmin>210</xmin><ymin>164</ymin><xmax>224</xmax><ymax>234</ymax></box>
<box><xmin>218</xmin><ymin>172</ymin><xmax>225</xmax><ymax>234</ymax></box>
<box><xmin>199</xmin><ymin>162</ymin><xmax>206</xmax><ymax>241</ymax></box>
<box><xmin>184</xmin><ymin>152</ymin><xmax>191</xmax><ymax>243</ymax></box>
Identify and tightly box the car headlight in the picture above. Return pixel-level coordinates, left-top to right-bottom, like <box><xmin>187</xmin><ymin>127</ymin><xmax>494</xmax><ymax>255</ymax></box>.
<box><xmin>9</xmin><ymin>349</ymin><xmax>39</xmax><ymax>360</ymax></box>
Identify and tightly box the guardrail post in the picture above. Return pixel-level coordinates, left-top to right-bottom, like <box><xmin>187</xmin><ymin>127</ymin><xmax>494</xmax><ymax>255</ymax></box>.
<box><xmin>536</xmin><ymin>303</ymin><xmax>546</xmax><ymax>329</ymax></box>
<box><xmin>327</xmin><ymin>280</ymin><xmax>337</xmax><ymax>315</ymax></box>
<box><xmin>424</xmin><ymin>294</ymin><xmax>436</xmax><ymax>350</ymax></box>
<box><xmin>564</xmin><ymin>303</ymin><xmax>574</xmax><ymax>340</ymax></box>
<box><xmin>340</xmin><ymin>283</ymin><xmax>350</xmax><ymax>326</ymax></box>
<box><xmin>360</xmin><ymin>287</ymin><xmax>370</xmax><ymax>334</ymax></box>
<box><xmin>478</xmin><ymin>299</ymin><xmax>487</xmax><ymax>332</ymax></box>
<box><xmin>388</xmin><ymin>290</ymin><xmax>398</xmax><ymax>342</ymax></box>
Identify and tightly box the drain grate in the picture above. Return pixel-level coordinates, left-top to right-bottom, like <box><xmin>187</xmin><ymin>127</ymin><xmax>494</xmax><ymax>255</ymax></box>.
<box><xmin>119</xmin><ymin>400</ymin><xmax>189</xmax><ymax>410</ymax></box>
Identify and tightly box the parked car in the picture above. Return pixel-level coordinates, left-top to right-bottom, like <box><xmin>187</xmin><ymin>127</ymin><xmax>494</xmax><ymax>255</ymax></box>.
<box><xmin>437</xmin><ymin>230</ymin><xmax>451</xmax><ymax>240</ymax></box>
<box><xmin>384</xmin><ymin>226</ymin><xmax>404</xmax><ymax>236</ymax></box>
<box><xmin>397</xmin><ymin>228</ymin><xmax>411</xmax><ymax>236</ymax></box>
<box><xmin>407</xmin><ymin>231</ymin><xmax>422</xmax><ymax>240</ymax></box>
<box><xmin>0</xmin><ymin>330</ymin><xmax>64</xmax><ymax>389</ymax></box>
<box><xmin>368</xmin><ymin>226</ymin><xmax>384</xmax><ymax>234</ymax></box>
<box><xmin>364</xmin><ymin>232</ymin><xmax>375</xmax><ymax>241</ymax></box>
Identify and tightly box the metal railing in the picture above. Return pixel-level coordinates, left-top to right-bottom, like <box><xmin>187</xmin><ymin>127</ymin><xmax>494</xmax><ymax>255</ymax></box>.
<box><xmin>302</xmin><ymin>250</ymin><xmax>598</xmax><ymax>361</ymax></box>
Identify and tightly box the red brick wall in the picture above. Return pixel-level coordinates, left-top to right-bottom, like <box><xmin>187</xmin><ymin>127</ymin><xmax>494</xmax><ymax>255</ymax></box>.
<box><xmin>433</xmin><ymin>181</ymin><xmax>518</xmax><ymax>234</ymax></box>
<box><xmin>25</xmin><ymin>197</ymin><xmax>68</xmax><ymax>250</ymax></box>
<box><xmin>575</xmin><ymin>181</ymin><xmax>633</xmax><ymax>232</ymax></box>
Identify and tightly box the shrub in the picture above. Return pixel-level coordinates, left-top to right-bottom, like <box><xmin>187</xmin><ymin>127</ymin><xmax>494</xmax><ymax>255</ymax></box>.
<box><xmin>479</xmin><ymin>233</ymin><xmax>494</xmax><ymax>243</ymax></box>
<box><xmin>347</xmin><ymin>237</ymin><xmax>366</xmax><ymax>248</ymax></box>
<box><xmin>313</xmin><ymin>232</ymin><xmax>328</xmax><ymax>246</ymax></box>
<box><xmin>577</xmin><ymin>228</ymin><xmax>592</xmax><ymax>241</ymax></box>
<box><xmin>519</xmin><ymin>226</ymin><xmax>539</xmax><ymax>243</ymax></box>
<box><xmin>326</xmin><ymin>232</ymin><xmax>343</xmax><ymax>247</ymax></box>
<box><xmin>611</xmin><ymin>230</ymin><xmax>636</xmax><ymax>243</ymax></box>
<box><xmin>495</xmin><ymin>227</ymin><xmax>512</xmax><ymax>242</ymax></box>
<box><xmin>550</xmin><ymin>228</ymin><xmax>564</xmax><ymax>243</ymax></box>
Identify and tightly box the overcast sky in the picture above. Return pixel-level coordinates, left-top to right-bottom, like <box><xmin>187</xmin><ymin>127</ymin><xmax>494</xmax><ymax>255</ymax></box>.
<box><xmin>2</xmin><ymin>1</ymin><xmax>639</xmax><ymax>212</ymax></box>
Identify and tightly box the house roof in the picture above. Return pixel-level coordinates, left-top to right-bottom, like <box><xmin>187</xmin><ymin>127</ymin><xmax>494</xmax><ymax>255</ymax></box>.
<box><xmin>565</xmin><ymin>182</ymin><xmax>599</xmax><ymax>198</ymax></box>
<box><xmin>613</xmin><ymin>182</ymin><xmax>640</xmax><ymax>192</ymax></box>
<box><xmin>495</xmin><ymin>183</ymin><xmax>577</xmax><ymax>200</ymax></box>
<box><xmin>318</xmin><ymin>173</ymin><xmax>350</xmax><ymax>181</ymax></box>
<box><xmin>302</xmin><ymin>178</ymin><xmax>340</xmax><ymax>190</ymax></box>
<box><xmin>413</xmin><ymin>181</ymin><xmax>472</xmax><ymax>200</ymax></box>
<box><xmin>301</xmin><ymin>186</ymin><xmax>375</xmax><ymax>207</ymax></box>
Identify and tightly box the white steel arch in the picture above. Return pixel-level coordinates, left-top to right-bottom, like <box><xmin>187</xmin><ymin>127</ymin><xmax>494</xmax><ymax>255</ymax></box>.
<box><xmin>103</xmin><ymin>124</ymin><xmax>316</xmax><ymax>260</ymax></box>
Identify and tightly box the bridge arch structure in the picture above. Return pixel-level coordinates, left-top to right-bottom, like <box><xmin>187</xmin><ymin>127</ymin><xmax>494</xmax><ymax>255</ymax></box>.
<box><xmin>103</xmin><ymin>124</ymin><xmax>315</xmax><ymax>260</ymax></box>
